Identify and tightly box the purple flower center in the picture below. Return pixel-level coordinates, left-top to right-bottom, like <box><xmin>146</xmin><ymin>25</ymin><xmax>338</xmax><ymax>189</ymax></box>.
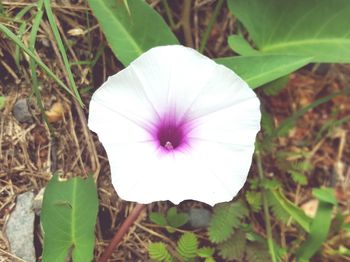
<box><xmin>151</xmin><ymin>112</ymin><xmax>193</xmax><ymax>152</ymax></box>
<box><xmin>157</xmin><ymin>123</ymin><xmax>184</xmax><ymax>150</ymax></box>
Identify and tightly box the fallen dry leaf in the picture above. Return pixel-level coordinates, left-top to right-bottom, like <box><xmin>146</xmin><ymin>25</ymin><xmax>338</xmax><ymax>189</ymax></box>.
<box><xmin>67</xmin><ymin>28</ymin><xmax>85</xmax><ymax>36</ymax></box>
<box><xmin>301</xmin><ymin>199</ymin><xmax>319</xmax><ymax>218</ymax></box>
<box><xmin>45</xmin><ymin>102</ymin><xmax>65</xmax><ymax>123</ymax></box>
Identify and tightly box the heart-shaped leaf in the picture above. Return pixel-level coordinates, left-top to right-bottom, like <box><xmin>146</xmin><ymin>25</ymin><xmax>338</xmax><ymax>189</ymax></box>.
<box><xmin>88</xmin><ymin>0</ymin><xmax>179</xmax><ymax>66</ymax></box>
<box><xmin>41</xmin><ymin>175</ymin><xmax>98</xmax><ymax>262</ymax></box>
<box><xmin>228</xmin><ymin>0</ymin><xmax>350</xmax><ymax>63</ymax></box>
<box><xmin>216</xmin><ymin>55</ymin><xmax>311</xmax><ymax>89</ymax></box>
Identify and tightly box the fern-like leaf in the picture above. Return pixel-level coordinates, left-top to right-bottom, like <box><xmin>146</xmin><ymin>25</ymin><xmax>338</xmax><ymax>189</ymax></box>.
<box><xmin>176</xmin><ymin>232</ymin><xmax>198</xmax><ymax>261</ymax></box>
<box><xmin>267</xmin><ymin>191</ymin><xmax>290</xmax><ymax>223</ymax></box>
<box><xmin>217</xmin><ymin>229</ymin><xmax>246</xmax><ymax>261</ymax></box>
<box><xmin>290</xmin><ymin>171</ymin><xmax>307</xmax><ymax>185</ymax></box>
<box><xmin>196</xmin><ymin>247</ymin><xmax>215</xmax><ymax>258</ymax></box>
<box><xmin>149</xmin><ymin>212</ymin><xmax>167</xmax><ymax>227</ymax></box>
<box><xmin>167</xmin><ymin>207</ymin><xmax>189</xmax><ymax>228</ymax></box>
<box><xmin>208</xmin><ymin>201</ymin><xmax>248</xmax><ymax>243</ymax></box>
<box><xmin>148</xmin><ymin>242</ymin><xmax>173</xmax><ymax>262</ymax></box>
<box><xmin>246</xmin><ymin>190</ymin><xmax>262</xmax><ymax>212</ymax></box>
<box><xmin>245</xmin><ymin>242</ymin><xmax>271</xmax><ymax>262</ymax></box>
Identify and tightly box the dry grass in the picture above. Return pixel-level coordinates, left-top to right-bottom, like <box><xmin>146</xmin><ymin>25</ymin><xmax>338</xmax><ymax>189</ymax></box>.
<box><xmin>0</xmin><ymin>0</ymin><xmax>350</xmax><ymax>261</ymax></box>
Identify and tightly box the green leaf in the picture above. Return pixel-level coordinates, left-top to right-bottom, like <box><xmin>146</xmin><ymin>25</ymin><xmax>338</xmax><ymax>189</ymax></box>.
<box><xmin>296</xmin><ymin>188</ymin><xmax>337</xmax><ymax>261</ymax></box>
<box><xmin>217</xmin><ymin>229</ymin><xmax>246</xmax><ymax>261</ymax></box>
<box><xmin>313</xmin><ymin>188</ymin><xmax>337</xmax><ymax>205</ymax></box>
<box><xmin>290</xmin><ymin>171</ymin><xmax>308</xmax><ymax>186</ymax></box>
<box><xmin>245</xmin><ymin>242</ymin><xmax>271</xmax><ymax>262</ymax></box>
<box><xmin>0</xmin><ymin>96</ymin><xmax>6</xmax><ymax>110</ymax></box>
<box><xmin>268</xmin><ymin>189</ymin><xmax>311</xmax><ymax>232</ymax></box>
<box><xmin>261</xmin><ymin>111</ymin><xmax>275</xmax><ymax>137</ymax></box>
<box><xmin>176</xmin><ymin>233</ymin><xmax>198</xmax><ymax>261</ymax></box>
<box><xmin>196</xmin><ymin>247</ymin><xmax>215</xmax><ymax>258</ymax></box>
<box><xmin>41</xmin><ymin>175</ymin><xmax>98</xmax><ymax>262</ymax></box>
<box><xmin>148</xmin><ymin>242</ymin><xmax>173</xmax><ymax>262</ymax></box>
<box><xmin>208</xmin><ymin>201</ymin><xmax>248</xmax><ymax>243</ymax></box>
<box><xmin>228</xmin><ymin>35</ymin><xmax>259</xmax><ymax>55</ymax></box>
<box><xmin>88</xmin><ymin>0</ymin><xmax>178</xmax><ymax>66</ymax></box>
<box><xmin>166</xmin><ymin>207</ymin><xmax>189</xmax><ymax>228</ymax></box>
<box><xmin>246</xmin><ymin>190</ymin><xmax>262</xmax><ymax>212</ymax></box>
<box><xmin>149</xmin><ymin>212</ymin><xmax>167</xmax><ymax>227</ymax></box>
<box><xmin>228</xmin><ymin>0</ymin><xmax>350</xmax><ymax>62</ymax></box>
<box><xmin>216</xmin><ymin>55</ymin><xmax>311</xmax><ymax>89</ymax></box>
<box><xmin>261</xmin><ymin>76</ymin><xmax>289</xmax><ymax>96</ymax></box>
<box><xmin>343</xmin><ymin>222</ymin><xmax>350</xmax><ymax>233</ymax></box>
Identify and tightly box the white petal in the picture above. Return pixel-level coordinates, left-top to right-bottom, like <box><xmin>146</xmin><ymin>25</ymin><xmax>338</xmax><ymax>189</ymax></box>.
<box><xmin>186</xmin><ymin>61</ymin><xmax>258</xmax><ymax>119</ymax></box>
<box><xmin>129</xmin><ymin>45</ymin><xmax>220</xmax><ymax>118</ymax></box>
<box><xmin>89</xmin><ymin>64</ymin><xmax>159</xmax><ymax>130</ymax></box>
<box><xmin>189</xmin><ymin>96</ymin><xmax>261</xmax><ymax>145</ymax></box>
<box><xmin>88</xmin><ymin>101</ymin><xmax>152</xmax><ymax>144</ymax></box>
<box><xmin>103</xmin><ymin>142</ymin><xmax>238</xmax><ymax>206</ymax></box>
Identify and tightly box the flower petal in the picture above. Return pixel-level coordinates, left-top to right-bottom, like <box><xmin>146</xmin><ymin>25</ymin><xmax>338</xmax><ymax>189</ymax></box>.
<box><xmin>188</xmin><ymin>96</ymin><xmax>261</xmax><ymax>145</ymax></box>
<box><xmin>88</xmin><ymin>101</ymin><xmax>152</xmax><ymax>144</ymax></box>
<box><xmin>103</xmin><ymin>142</ymin><xmax>239</xmax><ymax>206</ymax></box>
<box><xmin>129</xmin><ymin>45</ymin><xmax>219</xmax><ymax>118</ymax></box>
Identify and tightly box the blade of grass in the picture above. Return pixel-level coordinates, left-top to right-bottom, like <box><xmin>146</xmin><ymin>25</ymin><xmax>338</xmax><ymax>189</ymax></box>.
<box><xmin>29</xmin><ymin>0</ymin><xmax>52</xmax><ymax>132</ymax></box>
<box><xmin>14</xmin><ymin>22</ymin><xmax>27</xmax><ymax>68</ymax></box>
<box><xmin>255</xmin><ymin>149</ymin><xmax>278</xmax><ymax>262</ymax></box>
<box><xmin>14</xmin><ymin>4</ymin><xmax>35</xmax><ymax>22</ymax></box>
<box><xmin>199</xmin><ymin>0</ymin><xmax>224</xmax><ymax>53</ymax></box>
<box><xmin>274</xmin><ymin>87</ymin><xmax>350</xmax><ymax>137</ymax></box>
<box><xmin>0</xmin><ymin>23</ymin><xmax>76</xmax><ymax>99</ymax></box>
<box><xmin>162</xmin><ymin>0</ymin><xmax>177</xmax><ymax>29</ymax></box>
<box><xmin>43</xmin><ymin>0</ymin><xmax>83</xmax><ymax>107</ymax></box>
<box><xmin>14</xmin><ymin>4</ymin><xmax>36</xmax><ymax>68</ymax></box>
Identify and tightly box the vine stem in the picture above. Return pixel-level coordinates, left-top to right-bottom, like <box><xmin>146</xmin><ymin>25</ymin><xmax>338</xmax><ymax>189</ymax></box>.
<box><xmin>181</xmin><ymin>0</ymin><xmax>193</xmax><ymax>48</ymax></box>
<box><xmin>199</xmin><ymin>0</ymin><xmax>224</xmax><ymax>53</ymax></box>
<box><xmin>255</xmin><ymin>150</ymin><xmax>278</xmax><ymax>262</ymax></box>
<box><xmin>99</xmin><ymin>203</ymin><xmax>146</xmax><ymax>262</ymax></box>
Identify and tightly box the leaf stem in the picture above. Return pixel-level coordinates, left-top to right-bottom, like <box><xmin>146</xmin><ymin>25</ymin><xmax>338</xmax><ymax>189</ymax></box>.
<box><xmin>199</xmin><ymin>0</ymin><xmax>224</xmax><ymax>53</ymax></box>
<box><xmin>256</xmin><ymin>149</ymin><xmax>278</xmax><ymax>262</ymax></box>
<box><xmin>99</xmin><ymin>203</ymin><xmax>146</xmax><ymax>262</ymax></box>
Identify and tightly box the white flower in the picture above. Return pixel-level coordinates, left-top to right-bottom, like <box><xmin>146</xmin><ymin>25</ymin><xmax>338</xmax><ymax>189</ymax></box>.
<box><xmin>88</xmin><ymin>45</ymin><xmax>261</xmax><ymax>206</ymax></box>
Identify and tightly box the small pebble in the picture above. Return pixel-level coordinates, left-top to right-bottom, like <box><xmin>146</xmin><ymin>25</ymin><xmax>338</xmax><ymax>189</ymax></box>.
<box><xmin>5</xmin><ymin>192</ymin><xmax>36</xmax><ymax>262</ymax></box>
<box><xmin>12</xmin><ymin>98</ymin><xmax>32</xmax><ymax>123</ymax></box>
<box><xmin>189</xmin><ymin>208</ymin><xmax>211</xmax><ymax>228</ymax></box>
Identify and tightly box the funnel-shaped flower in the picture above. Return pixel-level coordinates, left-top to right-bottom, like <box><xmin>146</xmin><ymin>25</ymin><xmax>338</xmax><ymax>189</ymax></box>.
<box><xmin>88</xmin><ymin>45</ymin><xmax>260</xmax><ymax>206</ymax></box>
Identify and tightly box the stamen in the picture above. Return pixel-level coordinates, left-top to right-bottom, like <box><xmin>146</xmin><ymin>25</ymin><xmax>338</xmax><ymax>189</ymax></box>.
<box><xmin>164</xmin><ymin>141</ymin><xmax>173</xmax><ymax>150</ymax></box>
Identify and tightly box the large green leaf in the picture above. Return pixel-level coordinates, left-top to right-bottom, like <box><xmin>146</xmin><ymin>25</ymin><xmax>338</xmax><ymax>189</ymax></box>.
<box><xmin>216</xmin><ymin>55</ymin><xmax>311</xmax><ymax>89</ymax></box>
<box><xmin>41</xmin><ymin>175</ymin><xmax>98</xmax><ymax>262</ymax></box>
<box><xmin>88</xmin><ymin>0</ymin><xmax>178</xmax><ymax>66</ymax></box>
<box><xmin>228</xmin><ymin>0</ymin><xmax>350</xmax><ymax>62</ymax></box>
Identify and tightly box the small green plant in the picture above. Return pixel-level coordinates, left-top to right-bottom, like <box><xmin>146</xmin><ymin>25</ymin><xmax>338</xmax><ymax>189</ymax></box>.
<box><xmin>207</xmin><ymin>200</ymin><xmax>284</xmax><ymax>261</ymax></box>
<box><xmin>148</xmin><ymin>232</ymin><xmax>215</xmax><ymax>262</ymax></box>
<box><xmin>149</xmin><ymin>242</ymin><xmax>173</xmax><ymax>262</ymax></box>
<box><xmin>150</xmin><ymin>207</ymin><xmax>189</xmax><ymax>233</ymax></box>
